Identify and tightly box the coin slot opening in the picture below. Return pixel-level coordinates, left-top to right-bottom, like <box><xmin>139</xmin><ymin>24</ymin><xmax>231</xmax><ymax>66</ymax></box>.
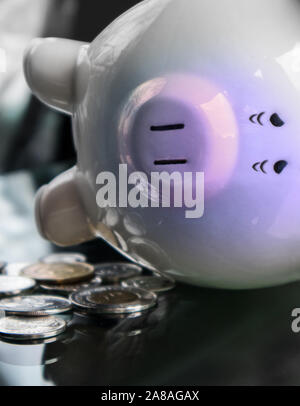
<box><xmin>154</xmin><ymin>159</ymin><xmax>187</xmax><ymax>166</ymax></box>
<box><xmin>150</xmin><ymin>124</ymin><xmax>185</xmax><ymax>131</ymax></box>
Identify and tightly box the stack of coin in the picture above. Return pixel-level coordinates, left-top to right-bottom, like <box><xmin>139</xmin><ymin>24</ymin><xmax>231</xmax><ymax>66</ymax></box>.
<box><xmin>0</xmin><ymin>251</ymin><xmax>177</xmax><ymax>341</ymax></box>
<box><xmin>0</xmin><ymin>294</ymin><xmax>71</xmax><ymax>341</ymax></box>
<box><xmin>0</xmin><ymin>316</ymin><xmax>67</xmax><ymax>341</ymax></box>
<box><xmin>70</xmin><ymin>286</ymin><xmax>157</xmax><ymax>316</ymax></box>
<box><xmin>0</xmin><ymin>295</ymin><xmax>72</xmax><ymax>316</ymax></box>
<box><xmin>0</xmin><ymin>258</ymin><xmax>98</xmax><ymax>341</ymax></box>
<box><xmin>70</xmin><ymin>264</ymin><xmax>176</xmax><ymax>317</ymax></box>
<box><xmin>0</xmin><ymin>253</ymin><xmax>89</xmax><ymax>342</ymax></box>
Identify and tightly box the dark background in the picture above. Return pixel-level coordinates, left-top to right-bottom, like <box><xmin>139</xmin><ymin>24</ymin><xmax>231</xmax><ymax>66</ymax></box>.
<box><xmin>1</xmin><ymin>0</ymin><xmax>141</xmax><ymax>174</ymax></box>
<box><xmin>0</xmin><ymin>0</ymin><xmax>143</xmax><ymax>262</ymax></box>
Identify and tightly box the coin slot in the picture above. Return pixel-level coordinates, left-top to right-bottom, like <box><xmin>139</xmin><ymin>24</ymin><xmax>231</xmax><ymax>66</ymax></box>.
<box><xmin>154</xmin><ymin>159</ymin><xmax>187</xmax><ymax>166</ymax></box>
<box><xmin>150</xmin><ymin>124</ymin><xmax>184</xmax><ymax>131</ymax></box>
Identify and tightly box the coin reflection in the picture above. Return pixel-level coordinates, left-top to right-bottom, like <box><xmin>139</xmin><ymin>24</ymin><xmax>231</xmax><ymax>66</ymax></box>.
<box><xmin>0</xmin><ymin>333</ymin><xmax>70</xmax><ymax>366</ymax></box>
<box><xmin>41</xmin><ymin>291</ymin><xmax>177</xmax><ymax>386</ymax></box>
<box><xmin>71</xmin><ymin>291</ymin><xmax>177</xmax><ymax>338</ymax></box>
<box><xmin>72</xmin><ymin>310</ymin><xmax>145</xmax><ymax>330</ymax></box>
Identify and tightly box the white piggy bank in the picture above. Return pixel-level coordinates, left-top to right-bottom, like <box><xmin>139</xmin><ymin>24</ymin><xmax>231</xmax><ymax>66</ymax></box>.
<box><xmin>24</xmin><ymin>0</ymin><xmax>300</xmax><ymax>289</ymax></box>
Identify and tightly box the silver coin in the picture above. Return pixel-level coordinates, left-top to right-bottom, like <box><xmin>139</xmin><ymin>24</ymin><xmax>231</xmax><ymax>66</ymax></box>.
<box><xmin>94</xmin><ymin>262</ymin><xmax>142</xmax><ymax>283</ymax></box>
<box><xmin>0</xmin><ymin>295</ymin><xmax>72</xmax><ymax>316</ymax></box>
<box><xmin>71</xmin><ymin>286</ymin><xmax>157</xmax><ymax>315</ymax></box>
<box><xmin>0</xmin><ymin>316</ymin><xmax>66</xmax><ymax>341</ymax></box>
<box><xmin>40</xmin><ymin>252</ymin><xmax>87</xmax><ymax>264</ymax></box>
<box><xmin>21</xmin><ymin>262</ymin><xmax>94</xmax><ymax>284</ymax></box>
<box><xmin>39</xmin><ymin>276</ymin><xmax>103</xmax><ymax>294</ymax></box>
<box><xmin>0</xmin><ymin>276</ymin><xmax>36</xmax><ymax>297</ymax></box>
<box><xmin>121</xmin><ymin>274</ymin><xmax>176</xmax><ymax>293</ymax></box>
<box><xmin>3</xmin><ymin>263</ymin><xmax>30</xmax><ymax>277</ymax></box>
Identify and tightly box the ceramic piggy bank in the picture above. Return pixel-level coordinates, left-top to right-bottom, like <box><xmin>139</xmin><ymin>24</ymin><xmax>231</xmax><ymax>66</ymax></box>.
<box><xmin>23</xmin><ymin>0</ymin><xmax>300</xmax><ymax>289</ymax></box>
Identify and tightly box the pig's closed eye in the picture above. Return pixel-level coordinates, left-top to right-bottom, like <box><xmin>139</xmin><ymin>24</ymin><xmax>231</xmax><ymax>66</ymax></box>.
<box><xmin>150</xmin><ymin>123</ymin><xmax>185</xmax><ymax>131</ymax></box>
<box><xmin>249</xmin><ymin>112</ymin><xmax>285</xmax><ymax>127</ymax></box>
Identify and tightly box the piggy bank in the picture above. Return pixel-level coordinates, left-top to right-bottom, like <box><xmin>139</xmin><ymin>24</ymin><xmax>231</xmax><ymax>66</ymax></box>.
<box><xmin>23</xmin><ymin>0</ymin><xmax>300</xmax><ymax>289</ymax></box>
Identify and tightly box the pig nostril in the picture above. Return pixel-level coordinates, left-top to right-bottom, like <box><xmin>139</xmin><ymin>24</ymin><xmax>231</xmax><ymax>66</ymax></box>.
<box><xmin>154</xmin><ymin>159</ymin><xmax>187</xmax><ymax>166</ymax></box>
<box><xmin>150</xmin><ymin>124</ymin><xmax>185</xmax><ymax>131</ymax></box>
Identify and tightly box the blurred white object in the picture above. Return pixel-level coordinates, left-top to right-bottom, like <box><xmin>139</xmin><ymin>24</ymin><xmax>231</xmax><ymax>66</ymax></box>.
<box><xmin>3</xmin><ymin>262</ymin><xmax>31</xmax><ymax>277</ymax></box>
<box><xmin>0</xmin><ymin>0</ymin><xmax>49</xmax><ymax>106</ymax></box>
<box><xmin>0</xmin><ymin>0</ymin><xmax>50</xmax><ymax>169</ymax></box>
<box><xmin>0</xmin><ymin>48</ymin><xmax>6</xmax><ymax>73</ymax></box>
<box><xmin>0</xmin><ymin>172</ymin><xmax>50</xmax><ymax>262</ymax></box>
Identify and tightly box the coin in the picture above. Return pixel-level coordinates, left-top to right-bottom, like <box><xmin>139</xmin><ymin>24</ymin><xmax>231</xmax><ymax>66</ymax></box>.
<box><xmin>40</xmin><ymin>276</ymin><xmax>103</xmax><ymax>294</ymax></box>
<box><xmin>40</xmin><ymin>252</ymin><xmax>87</xmax><ymax>264</ymax></box>
<box><xmin>121</xmin><ymin>274</ymin><xmax>176</xmax><ymax>293</ymax></box>
<box><xmin>0</xmin><ymin>295</ymin><xmax>72</xmax><ymax>316</ymax></box>
<box><xmin>71</xmin><ymin>286</ymin><xmax>157</xmax><ymax>315</ymax></box>
<box><xmin>0</xmin><ymin>276</ymin><xmax>36</xmax><ymax>297</ymax></box>
<box><xmin>0</xmin><ymin>316</ymin><xmax>66</xmax><ymax>340</ymax></box>
<box><xmin>21</xmin><ymin>263</ymin><xmax>94</xmax><ymax>285</ymax></box>
<box><xmin>94</xmin><ymin>262</ymin><xmax>142</xmax><ymax>284</ymax></box>
<box><xmin>3</xmin><ymin>263</ymin><xmax>30</xmax><ymax>277</ymax></box>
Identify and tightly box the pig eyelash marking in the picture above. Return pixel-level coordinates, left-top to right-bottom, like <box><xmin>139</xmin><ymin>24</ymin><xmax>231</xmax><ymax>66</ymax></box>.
<box><xmin>252</xmin><ymin>160</ymin><xmax>288</xmax><ymax>174</ymax></box>
<box><xmin>150</xmin><ymin>124</ymin><xmax>185</xmax><ymax>131</ymax></box>
<box><xmin>260</xmin><ymin>160</ymin><xmax>268</xmax><ymax>174</ymax></box>
<box><xmin>252</xmin><ymin>160</ymin><xmax>268</xmax><ymax>174</ymax></box>
<box><xmin>249</xmin><ymin>112</ymin><xmax>285</xmax><ymax>127</ymax></box>
<box><xmin>249</xmin><ymin>112</ymin><xmax>265</xmax><ymax>126</ymax></box>
<box><xmin>154</xmin><ymin>159</ymin><xmax>188</xmax><ymax>166</ymax></box>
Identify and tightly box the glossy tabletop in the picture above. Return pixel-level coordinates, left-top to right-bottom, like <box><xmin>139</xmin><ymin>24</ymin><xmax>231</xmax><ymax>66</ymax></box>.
<box><xmin>0</xmin><ymin>168</ymin><xmax>300</xmax><ymax>386</ymax></box>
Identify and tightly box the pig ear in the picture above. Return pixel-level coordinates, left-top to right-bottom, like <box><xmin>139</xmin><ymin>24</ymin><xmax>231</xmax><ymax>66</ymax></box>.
<box><xmin>35</xmin><ymin>168</ymin><xmax>95</xmax><ymax>247</ymax></box>
<box><xmin>24</xmin><ymin>38</ymin><xmax>88</xmax><ymax>114</ymax></box>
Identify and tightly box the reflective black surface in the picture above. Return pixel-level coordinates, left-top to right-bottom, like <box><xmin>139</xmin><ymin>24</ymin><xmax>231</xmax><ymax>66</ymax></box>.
<box><xmin>1</xmin><ymin>280</ymin><xmax>300</xmax><ymax>386</ymax></box>
<box><xmin>1</xmin><ymin>168</ymin><xmax>300</xmax><ymax>386</ymax></box>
